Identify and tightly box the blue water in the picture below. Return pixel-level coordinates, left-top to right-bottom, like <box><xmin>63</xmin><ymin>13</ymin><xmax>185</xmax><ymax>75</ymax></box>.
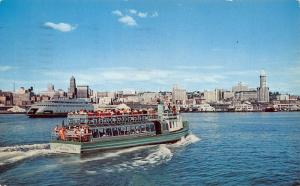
<box><xmin>0</xmin><ymin>113</ymin><xmax>300</xmax><ymax>185</ymax></box>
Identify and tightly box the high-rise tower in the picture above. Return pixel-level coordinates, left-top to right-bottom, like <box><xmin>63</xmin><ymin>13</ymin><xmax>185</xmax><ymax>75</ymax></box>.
<box><xmin>68</xmin><ymin>76</ymin><xmax>77</xmax><ymax>98</ymax></box>
<box><xmin>257</xmin><ymin>70</ymin><xmax>269</xmax><ymax>102</ymax></box>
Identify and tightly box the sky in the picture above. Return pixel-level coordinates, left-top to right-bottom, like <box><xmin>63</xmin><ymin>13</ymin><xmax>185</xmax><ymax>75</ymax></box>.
<box><xmin>0</xmin><ymin>0</ymin><xmax>300</xmax><ymax>94</ymax></box>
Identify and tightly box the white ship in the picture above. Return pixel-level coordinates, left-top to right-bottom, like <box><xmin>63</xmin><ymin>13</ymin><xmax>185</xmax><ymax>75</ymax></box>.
<box><xmin>27</xmin><ymin>99</ymin><xmax>94</xmax><ymax>118</ymax></box>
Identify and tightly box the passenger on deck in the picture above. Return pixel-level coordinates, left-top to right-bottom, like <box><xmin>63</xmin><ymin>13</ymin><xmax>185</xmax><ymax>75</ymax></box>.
<box><xmin>54</xmin><ymin>125</ymin><xmax>59</xmax><ymax>133</ymax></box>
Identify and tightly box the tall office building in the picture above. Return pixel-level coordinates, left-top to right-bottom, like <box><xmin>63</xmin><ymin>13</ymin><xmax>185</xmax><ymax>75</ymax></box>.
<box><xmin>77</xmin><ymin>85</ymin><xmax>89</xmax><ymax>98</ymax></box>
<box><xmin>68</xmin><ymin>76</ymin><xmax>77</xmax><ymax>98</ymax></box>
<box><xmin>47</xmin><ymin>83</ymin><xmax>55</xmax><ymax>92</ymax></box>
<box><xmin>172</xmin><ymin>85</ymin><xmax>187</xmax><ymax>105</ymax></box>
<box><xmin>257</xmin><ymin>70</ymin><xmax>269</xmax><ymax>102</ymax></box>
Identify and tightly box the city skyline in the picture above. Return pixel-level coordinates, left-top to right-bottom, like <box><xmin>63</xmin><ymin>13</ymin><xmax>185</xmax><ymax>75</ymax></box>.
<box><xmin>0</xmin><ymin>0</ymin><xmax>299</xmax><ymax>94</ymax></box>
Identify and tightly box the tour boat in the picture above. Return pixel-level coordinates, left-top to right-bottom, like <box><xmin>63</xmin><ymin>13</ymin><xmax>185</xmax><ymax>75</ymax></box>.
<box><xmin>50</xmin><ymin>104</ymin><xmax>189</xmax><ymax>154</ymax></box>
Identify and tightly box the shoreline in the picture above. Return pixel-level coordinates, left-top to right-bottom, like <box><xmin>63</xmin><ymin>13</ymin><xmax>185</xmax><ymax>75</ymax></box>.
<box><xmin>0</xmin><ymin>111</ymin><xmax>299</xmax><ymax>116</ymax></box>
<box><xmin>0</xmin><ymin>112</ymin><xmax>26</xmax><ymax>115</ymax></box>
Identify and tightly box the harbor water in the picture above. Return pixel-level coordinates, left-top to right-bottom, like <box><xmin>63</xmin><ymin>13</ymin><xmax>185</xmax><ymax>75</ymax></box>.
<box><xmin>0</xmin><ymin>112</ymin><xmax>300</xmax><ymax>185</ymax></box>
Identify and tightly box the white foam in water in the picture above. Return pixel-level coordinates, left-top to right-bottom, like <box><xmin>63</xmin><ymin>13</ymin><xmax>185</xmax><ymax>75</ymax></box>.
<box><xmin>0</xmin><ymin>134</ymin><xmax>201</xmax><ymax>170</ymax></box>
<box><xmin>170</xmin><ymin>134</ymin><xmax>201</xmax><ymax>148</ymax></box>
<box><xmin>0</xmin><ymin>143</ymin><xmax>52</xmax><ymax>167</ymax></box>
<box><xmin>132</xmin><ymin>144</ymin><xmax>173</xmax><ymax>166</ymax></box>
<box><xmin>67</xmin><ymin>145</ymin><xmax>154</xmax><ymax>165</ymax></box>
<box><xmin>0</xmin><ymin>143</ymin><xmax>50</xmax><ymax>152</ymax></box>
<box><xmin>110</xmin><ymin>134</ymin><xmax>201</xmax><ymax>171</ymax></box>
<box><xmin>85</xmin><ymin>170</ymin><xmax>97</xmax><ymax>175</ymax></box>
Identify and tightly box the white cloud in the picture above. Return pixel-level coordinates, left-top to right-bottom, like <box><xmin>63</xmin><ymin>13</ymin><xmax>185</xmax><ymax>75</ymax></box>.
<box><xmin>112</xmin><ymin>9</ymin><xmax>158</xmax><ymax>26</ymax></box>
<box><xmin>0</xmin><ymin>0</ymin><xmax>3</xmax><ymax>3</ymax></box>
<box><xmin>44</xmin><ymin>22</ymin><xmax>76</xmax><ymax>32</ymax></box>
<box><xmin>0</xmin><ymin>66</ymin><xmax>12</xmax><ymax>72</ymax></box>
<box><xmin>118</xmin><ymin>15</ymin><xmax>137</xmax><ymax>26</ymax></box>
<box><xmin>112</xmin><ymin>10</ymin><xmax>123</xmax><ymax>17</ymax></box>
<box><xmin>151</xmin><ymin>11</ymin><xmax>159</xmax><ymax>17</ymax></box>
<box><xmin>137</xmin><ymin>12</ymin><xmax>148</xmax><ymax>18</ymax></box>
<box><xmin>297</xmin><ymin>0</ymin><xmax>300</xmax><ymax>6</ymax></box>
<box><xmin>129</xmin><ymin>9</ymin><xmax>137</xmax><ymax>14</ymax></box>
<box><xmin>225</xmin><ymin>0</ymin><xmax>233</xmax><ymax>1</ymax></box>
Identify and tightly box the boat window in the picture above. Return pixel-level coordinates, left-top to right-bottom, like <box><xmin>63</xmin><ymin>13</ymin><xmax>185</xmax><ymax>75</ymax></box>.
<box><xmin>118</xmin><ymin>127</ymin><xmax>123</xmax><ymax>135</ymax></box>
<box><xmin>151</xmin><ymin>124</ymin><xmax>155</xmax><ymax>132</ymax></box>
<box><xmin>99</xmin><ymin>128</ymin><xmax>105</xmax><ymax>137</ymax></box>
<box><xmin>112</xmin><ymin>127</ymin><xmax>118</xmax><ymax>136</ymax></box>
<box><xmin>130</xmin><ymin>126</ymin><xmax>135</xmax><ymax>134</ymax></box>
<box><xmin>106</xmin><ymin>128</ymin><xmax>112</xmax><ymax>136</ymax></box>
<box><xmin>141</xmin><ymin>125</ymin><xmax>146</xmax><ymax>133</ymax></box>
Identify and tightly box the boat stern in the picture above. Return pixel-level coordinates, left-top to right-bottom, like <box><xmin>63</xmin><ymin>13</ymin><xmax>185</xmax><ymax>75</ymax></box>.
<box><xmin>50</xmin><ymin>141</ymin><xmax>82</xmax><ymax>154</ymax></box>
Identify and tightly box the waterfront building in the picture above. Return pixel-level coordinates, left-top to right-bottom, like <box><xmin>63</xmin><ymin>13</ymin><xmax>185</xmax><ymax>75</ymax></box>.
<box><xmin>198</xmin><ymin>103</ymin><xmax>215</xmax><ymax>112</ymax></box>
<box><xmin>40</xmin><ymin>84</ymin><xmax>56</xmax><ymax>98</ymax></box>
<box><xmin>96</xmin><ymin>91</ymin><xmax>115</xmax><ymax>98</ymax></box>
<box><xmin>57</xmin><ymin>89</ymin><xmax>67</xmax><ymax>98</ymax></box>
<box><xmin>235</xmin><ymin>90</ymin><xmax>257</xmax><ymax>101</ymax></box>
<box><xmin>93</xmin><ymin>91</ymin><xmax>115</xmax><ymax>104</ymax></box>
<box><xmin>0</xmin><ymin>90</ymin><xmax>14</xmax><ymax>106</ymax></box>
<box><xmin>120</xmin><ymin>94</ymin><xmax>139</xmax><ymax>103</ymax></box>
<box><xmin>223</xmin><ymin>91</ymin><xmax>235</xmax><ymax>100</ymax></box>
<box><xmin>257</xmin><ymin>70</ymin><xmax>270</xmax><ymax>102</ymax></box>
<box><xmin>172</xmin><ymin>85</ymin><xmax>187</xmax><ymax>105</ymax></box>
<box><xmin>13</xmin><ymin>87</ymin><xmax>34</xmax><ymax>106</ymax></box>
<box><xmin>97</xmin><ymin>97</ymin><xmax>113</xmax><ymax>105</ymax></box>
<box><xmin>139</xmin><ymin>92</ymin><xmax>159</xmax><ymax>104</ymax></box>
<box><xmin>77</xmin><ymin>85</ymin><xmax>89</xmax><ymax>98</ymax></box>
<box><xmin>232</xmin><ymin>82</ymin><xmax>248</xmax><ymax>92</ymax></box>
<box><xmin>68</xmin><ymin>76</ymin><xmax>77</xmax><ymax>98</ymax></box>
<box><xmin>276</xmin><ymin>94</ymin><xmax>290</xmax><ymax>101</ymax></box>
<box><xmin>203</xmin><ymin>89</ymin><xmax>221</xmax><ymax>103</ymax></box>
<box><xmin>234</xmin><ymin>102</ymin><xmax>254</xmax><ymax>112</ymax></box>
<box><xmin>273</xmin><ymin>103</ymin><xmax>300</xmax><ymax>111</ymax></box>
<box><xmin>210</xmin><ymin>102</ymin><xmax>231</xmax><ymax>112</ymax></box>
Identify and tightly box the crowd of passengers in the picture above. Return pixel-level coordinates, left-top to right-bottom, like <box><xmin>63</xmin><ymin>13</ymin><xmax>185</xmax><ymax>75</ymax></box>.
<box><xmin>54</xmin><ymin>124</ymin><xmax>91</xmax><ymax>142</ymax></box>
<box><xmin>68</xmin><ymin>109</ymin><xmax>152</xmax><ymax>116</ymax></box>
<box><xmin>54</xmin><ymin>122</ymin><xmax>156</xmax><ymax>142</ymax></box>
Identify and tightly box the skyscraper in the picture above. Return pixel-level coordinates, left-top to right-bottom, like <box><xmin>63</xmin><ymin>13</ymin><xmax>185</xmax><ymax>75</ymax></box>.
<box><xmin>77</xmin><ymin>85</ymin><xmax>89</xmax><ymax>98</ymax></box>
<box><xmin>257</xmin><ymin>70</ymin><xmax>269</xmax><ymax>102</ymax></box>
<box><xmin>68</xmin><ymin>76</ymin><xmax>77</xmax><ymax>98</ymax></box>
<box><xmin>172</xmin><ymin>85</ymin><xmax>187</xmax><ymax>105</ymax></box>
<box><xmin>47</xmin><ymin>83</ymin><xmax>54</xmax><ymax>92</ymax></box>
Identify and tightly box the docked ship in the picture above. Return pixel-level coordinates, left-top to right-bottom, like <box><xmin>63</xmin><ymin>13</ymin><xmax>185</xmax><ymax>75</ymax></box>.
<box><xmin>26</xmin><ymin>99</ymin><xmax>94</xmax><ymax>118</ymax></box>
<box><xmin>50</xmin><ymin>104</ymin><xmax>189</xmax><ymax>154</ymax></box>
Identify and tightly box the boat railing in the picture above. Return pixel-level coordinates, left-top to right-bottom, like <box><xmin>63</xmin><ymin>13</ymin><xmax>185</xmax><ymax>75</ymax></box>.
<box><xmin>161</xmin><ymin>113</ymin><xmax>179</xmax><ymax>120</ymax></box>
<box><xmin>67</xmin><ymin>114</ymin><xmax>158</xmax><ymax>126</ymax></box>
<box><xmin>90</xmin><ymin>131</ymin><xmax>156</xmax><ymax>142</ymax></box>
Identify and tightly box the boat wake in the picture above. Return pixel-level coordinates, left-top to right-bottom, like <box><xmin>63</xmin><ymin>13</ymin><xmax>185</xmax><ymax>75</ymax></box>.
<box><xmin>0</xmin><ymin>143</ymin><xmax>52</xmax><ymax>168</ymax></box>
<box><xmin>0</xmin><ymin>134</ymin><xmax>200</xmax><ymax>173</ymax></box>
<box><xmin>171</xmin><ymin>133</ymin><xmax>201</xmax><ymax>148</ymax></box>
<box><xmin>104</xmin><ymin>134</ymin><xmax>201</xmax><ymax>172</ymax></box>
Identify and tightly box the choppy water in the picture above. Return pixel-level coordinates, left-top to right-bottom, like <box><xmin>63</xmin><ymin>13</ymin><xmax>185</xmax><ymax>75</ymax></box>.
<box><xmin>0</xmin><ymin>113</ymin><xmax>300</xmax><ymax>185</ymax></box>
